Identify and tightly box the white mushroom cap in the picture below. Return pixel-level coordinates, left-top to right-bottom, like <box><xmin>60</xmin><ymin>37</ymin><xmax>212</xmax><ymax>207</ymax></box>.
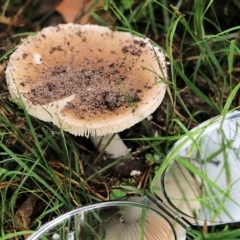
<box><xmin>154</xmin><ymin>162</ymin><xmax>201</xmax><ymax>227</ymax></box>
<box><xmin>98</xmin><ymin>205</ymin><xmax>176</xmax><ymax>240</ymax></box>
<box><xmin>6</xmin><ymin>24</ymin><xmax>167</xmax><ymax>137</ymax></box>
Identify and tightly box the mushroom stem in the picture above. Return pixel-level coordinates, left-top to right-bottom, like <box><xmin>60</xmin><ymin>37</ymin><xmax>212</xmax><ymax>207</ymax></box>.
<box><xmin>90</xmin><ymin>134</ymin><xmax>130</xmax><ymax>158</ymax></box>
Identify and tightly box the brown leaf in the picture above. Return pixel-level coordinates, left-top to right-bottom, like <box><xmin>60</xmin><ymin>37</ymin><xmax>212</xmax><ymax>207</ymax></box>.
<box><xmin>55</xmin><ymin>0</ymin><xmax>104</xmax><ymax>24</ymax></box>
<box><xmin>0</xmin><ymin>16</ymin><xmax>11</xmax><ymax>25</ymax></box>
<box><xmin>14</xmin><ymin>194</ymin><xmax>38</xmax><ymax>229</ymax></box>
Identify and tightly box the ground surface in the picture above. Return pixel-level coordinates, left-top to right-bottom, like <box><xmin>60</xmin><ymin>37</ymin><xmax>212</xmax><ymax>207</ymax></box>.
<box><xmin>1</xmin><ymin>0</ymin><xmax>240</xmax><ymax>239</ymax></box>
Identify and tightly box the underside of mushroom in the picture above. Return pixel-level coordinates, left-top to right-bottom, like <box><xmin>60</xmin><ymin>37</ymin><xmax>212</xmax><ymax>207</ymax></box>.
<box><xmin>98</xmin><ymin>205</ymin><xmax>176</xmax><ymax>240</ymax></box>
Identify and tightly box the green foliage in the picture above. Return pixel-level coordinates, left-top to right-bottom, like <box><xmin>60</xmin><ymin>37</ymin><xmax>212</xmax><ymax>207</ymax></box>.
<box><xmin>120</xmin><ymin>0</ymin><xmax>134</xmax><ymax>10</ymax></box>
<box><xmin>110</xmin><ymin>189</ymin><xmax>127</xmax><ymax>200</ymax></box>
<box><xmin>145</xmin><ymin>153</ymin><xmax>162</xmax><ymax>165</ymax></box>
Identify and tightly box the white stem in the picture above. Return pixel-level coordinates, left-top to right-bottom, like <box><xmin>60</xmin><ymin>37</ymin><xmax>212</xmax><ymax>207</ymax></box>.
<box><xmin>90</xmin><ymin>133</ymin><xmax>130</xmax><ymax>158</ymax></box>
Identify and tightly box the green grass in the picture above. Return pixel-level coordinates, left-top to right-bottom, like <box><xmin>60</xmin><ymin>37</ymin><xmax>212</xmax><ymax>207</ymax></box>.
<box><xmin>1</xmin><ymin>0</ymin><xmax>240</xmax><ymax>239</ymax></box>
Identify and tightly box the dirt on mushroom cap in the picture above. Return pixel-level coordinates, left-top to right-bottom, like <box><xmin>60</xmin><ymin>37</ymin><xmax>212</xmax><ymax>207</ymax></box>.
<box><xmin>6</xmin><ymin>24</ymin><xmax>167</xmax><ymax>136</ymax></box>
<box><xmin>26</xmin><ymin>62</ymin><xmax>141</xmax><ymax>119</ymax></box>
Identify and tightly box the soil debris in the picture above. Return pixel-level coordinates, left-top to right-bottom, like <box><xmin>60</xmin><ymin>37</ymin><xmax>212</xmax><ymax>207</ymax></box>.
<box><xmin>26</xmin><ymin>63</ymin><xmax>141</xmax><ymax>119</ymax></box>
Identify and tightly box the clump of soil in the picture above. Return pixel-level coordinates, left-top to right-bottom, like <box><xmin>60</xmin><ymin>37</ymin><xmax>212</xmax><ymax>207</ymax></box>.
<box><xmin>26</xmin><ymin>63</ymin><xmax>141</xmax><ymax>119</ymax></box>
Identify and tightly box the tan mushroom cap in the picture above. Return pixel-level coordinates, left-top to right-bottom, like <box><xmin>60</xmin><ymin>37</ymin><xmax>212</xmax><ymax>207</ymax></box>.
<box><xmin>98</xmin><ymin>207</ymin><xmax>175</xmax><ymax>240</ymax></box>
<box><xmin>154</xmin><ymin>162</ymin><xmax>201</xmax><ymax>229</ymax></box>
<box><xmin>6</xmin><ymin>23</ymin><xmax>167</xmax><ymax>137</ymax></box>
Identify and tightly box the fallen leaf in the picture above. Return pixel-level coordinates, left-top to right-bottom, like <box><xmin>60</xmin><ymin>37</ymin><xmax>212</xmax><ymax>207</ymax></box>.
<box><xmin>14</xmin><ymin>194</ymin><xmax>38</xmax><ymax>229</ymax></box>
<box><xmin>55</xmin><ymin>0</ymin><xmax>104</xmax><ymax>24</ymax></box>
<box><xmin>0</xmin><ymin>16</ymin><xmax>11</xmax><ymax>25</ymax></box>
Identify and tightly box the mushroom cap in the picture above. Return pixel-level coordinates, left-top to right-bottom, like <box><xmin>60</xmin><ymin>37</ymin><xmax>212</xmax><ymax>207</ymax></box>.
<box><xmin>6</xmin><ymin>24</ymin><xmax>167</xmax><ymax>137</ymax></box>
<box><xmin>154</xmin><ymin>162</ymin><xmax>201</xmax><ymax>225</ymax></box>
<box><xmin>98</xmin><ymin>206</ymin><xmax>175</xmax><ymax>240</ymax></box>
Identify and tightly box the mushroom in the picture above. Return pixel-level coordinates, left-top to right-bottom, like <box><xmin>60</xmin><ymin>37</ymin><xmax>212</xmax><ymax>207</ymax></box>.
<box><xmin>97</xmin><ymin>197</ymin><xmax>181</xmax><ymax>240</ymax></box>
<box><xmin>154</xmin><ymin>162</ymin><xmax>201</xmax><ymax>230</ymax></box>
<box><xmin>5</xmin><ymin>23</ymin><xmax>167</xmax><ymax>158</ymax></box>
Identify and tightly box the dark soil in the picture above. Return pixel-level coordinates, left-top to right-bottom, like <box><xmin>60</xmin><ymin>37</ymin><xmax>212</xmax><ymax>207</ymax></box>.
<box><xmin>27</xmin><ymin>65</ymin><xmax>131</xmax><ymax>113</ymax></box>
